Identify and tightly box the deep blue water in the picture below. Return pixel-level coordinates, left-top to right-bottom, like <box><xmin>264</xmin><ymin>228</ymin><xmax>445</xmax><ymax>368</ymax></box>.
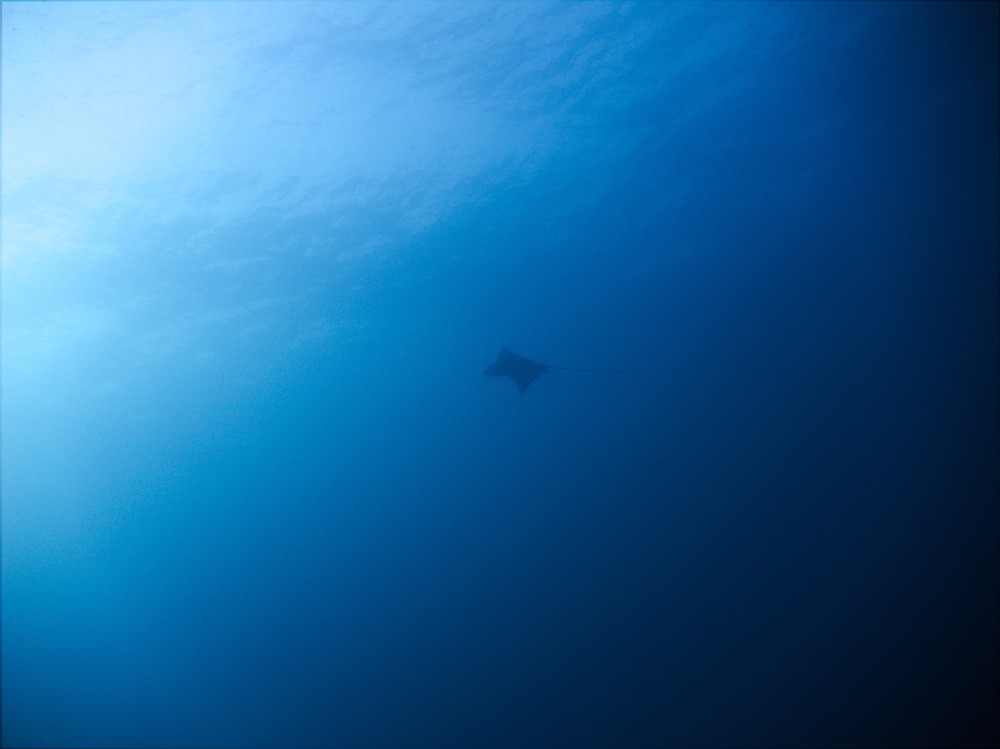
<box><xmin>2</xmin><ymin>2</ymin><xmax>997</xmax><ymax>748</ymax></box>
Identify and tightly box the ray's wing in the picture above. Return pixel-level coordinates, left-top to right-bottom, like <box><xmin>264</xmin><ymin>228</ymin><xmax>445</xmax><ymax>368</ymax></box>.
<box><xmin>509</xmin><ymin>365</ymin><xmax>542</xmax><ymax>394</ymax></box>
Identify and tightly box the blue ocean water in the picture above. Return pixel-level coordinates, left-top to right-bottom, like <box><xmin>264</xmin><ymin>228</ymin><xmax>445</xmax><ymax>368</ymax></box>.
<box><xmin>2</xmin><ymin>2</ymin><xmax>997</xmax><ymax>747</ymax></box>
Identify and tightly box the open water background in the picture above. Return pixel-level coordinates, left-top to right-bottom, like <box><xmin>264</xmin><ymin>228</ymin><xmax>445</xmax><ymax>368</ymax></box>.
<box><xmin>3</xmin><ymin>2</ymin><xmax>998</xmax><ymax>747</ymax></box>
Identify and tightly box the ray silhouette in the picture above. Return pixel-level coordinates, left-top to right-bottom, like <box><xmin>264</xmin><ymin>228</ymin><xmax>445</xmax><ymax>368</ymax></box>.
<box><xmin>483</xmin><ymin>347</ymin><xmax>642</xmax><ymax>394</ymax></box>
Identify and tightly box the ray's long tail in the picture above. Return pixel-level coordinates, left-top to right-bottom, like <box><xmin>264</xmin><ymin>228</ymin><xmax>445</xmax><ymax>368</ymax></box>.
<box><xmin>546</xmin><ymin>366</ymin><xmax>645</xmax><ymax>373</ymax></box>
